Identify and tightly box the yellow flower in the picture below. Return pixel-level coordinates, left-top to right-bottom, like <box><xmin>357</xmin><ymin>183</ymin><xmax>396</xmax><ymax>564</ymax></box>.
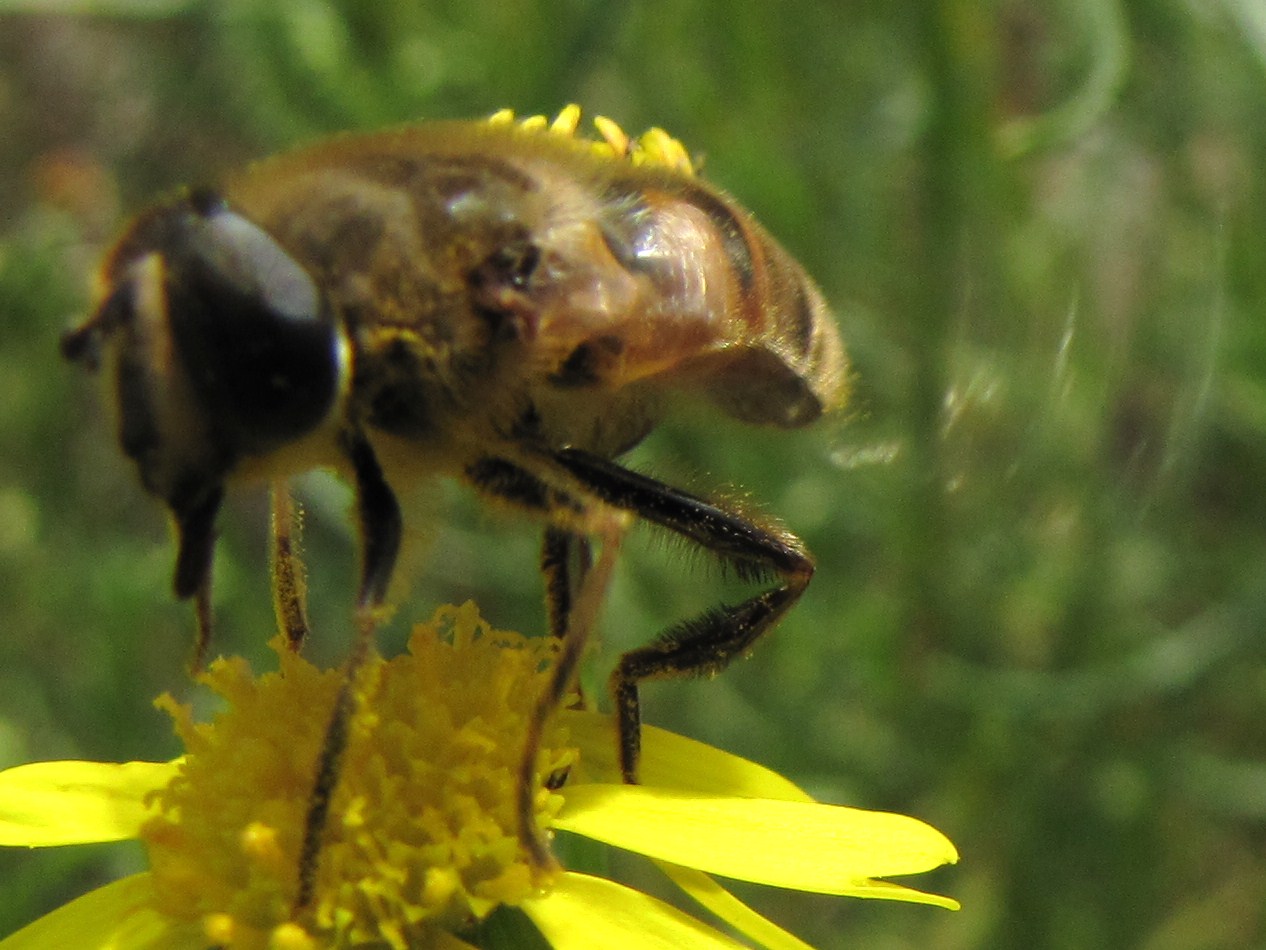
<box><xmin>0</xmin><ymin>603</ymin><xmax>958</xmax><ymax>949</ymax></box>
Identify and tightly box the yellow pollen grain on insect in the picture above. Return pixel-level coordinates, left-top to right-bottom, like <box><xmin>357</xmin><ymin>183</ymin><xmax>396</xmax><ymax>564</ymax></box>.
<box><xmin>519</xmin><ymin>114</ymin><xmax>549</xmax><ymax>133</ymax></box>
<box><xmin>549</xmin><ymin>103</ymin><xmax>582</xmax><ymax>135</ymax></box>
<box><xmin>593</xmin><ymin>115</ymin><xmax>630</xmax><ymax>156</ymax></box>
<box><xmin>635</xmin><ymin>127</ymin><xmax>694</xmax><ymax>174</ymax></box>
<box><xmin>486</xmin><ymin>105</ymin><xmax>696</xmax><ymax>176</ymax></box>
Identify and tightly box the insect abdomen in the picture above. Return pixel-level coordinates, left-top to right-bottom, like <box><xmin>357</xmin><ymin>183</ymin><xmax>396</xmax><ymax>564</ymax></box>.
<box><xmin>604</xmin><ymin>172</ymin><xmax>846</xmax><ymax>428</ymax></box>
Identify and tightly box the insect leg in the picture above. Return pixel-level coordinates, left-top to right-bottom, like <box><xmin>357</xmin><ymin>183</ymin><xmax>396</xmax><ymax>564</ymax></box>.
<box><xmin>546</xmin><ymin>447</ymin><xmax>814</xmax><ymax>784</ymax></box>
<box><xmin>172</xmin><ymin>486</ymin><xmax>224</xmax><ymax>672</ymax></box>
<box><xmin>467</xmin><ymin>457</ymin><xmax>627</xmax><ymax>869</ymax></box>
<box><xmin>540</xmin><ymin>527</ymin><xmax>595</xmax><ymax>710</ymax></box>
<box><xmin>191</xmin><ymin>577</ymin><xmax>214</xmax><ymax>674</ymax></box>
<box><xmin>520</xmin><ymin>520</ymin><xmax>623</xmax><ymax>867</ymax></box>
<box><xmin>294</xmin><ymin>430</ymin><xmax>401</xmax><ymax>911</ymax></box>
<box><xmin>540</xmin><ymin>527</ymin><xmax>575</xmax><ymax>641</ymax></box>
<box><xmin>270</xmin><ymin>481</ymin><xmax>310</xmax><ymax>652</ymax></box>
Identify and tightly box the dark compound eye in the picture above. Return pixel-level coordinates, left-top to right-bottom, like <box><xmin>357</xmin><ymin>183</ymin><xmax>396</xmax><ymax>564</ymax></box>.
<box><xmin>165</xmin><ymin>195</ymin><xmax>342</xmax><ymax>452</ymax></box>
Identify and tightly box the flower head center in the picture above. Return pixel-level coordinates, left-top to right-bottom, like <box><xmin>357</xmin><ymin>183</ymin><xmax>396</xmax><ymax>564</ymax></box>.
<box><xmin>141</xmin><ymin>602</ymin><xmax>577</xmax><ymax>949</ymax></box>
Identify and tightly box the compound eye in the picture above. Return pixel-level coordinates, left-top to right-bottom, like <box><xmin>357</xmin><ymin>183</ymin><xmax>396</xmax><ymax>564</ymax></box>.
<box><xmin>166</xmin><ymin>196</ymin><xmax>341</xmax><ymax>450</ymax></box>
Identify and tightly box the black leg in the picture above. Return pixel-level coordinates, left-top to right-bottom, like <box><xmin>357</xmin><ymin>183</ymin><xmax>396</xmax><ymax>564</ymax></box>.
<box><xmin>544</xmin><ymin>447</ymin><xmax>814</xmax><ymax>784</ymax></box>
<box><xmin>540</xmin><ymin>527</ymin><xmax>573</xmax><ymax>641</ymax></box>
<box><xmin>294</xmin><ymin>430</ymin><xmax>401</xmax><ymax>912</ymax></box>
<box><xmin>540</xmin><ymin>527</ymin><xmax>593</xmax><ymax>641</ymax></box>
<box><xmin>609</xmin><ymin>585</ymin><xmax>806</xmax><ymax>782</ymax></box>
<box><xmin>172</xmin><ymin>487</ymin><xmax>224</xmax><ymax>600</ymax></box>
<box><xmin>345</xmin><ymin>431</ymin><xmax>404</xmax><ymax>609</ymax></box>
<box><xmin>172</xmin><ymin>486</ymin><xmax>224</xmax><ymax>672</ymax></box>
<box><xmin>191</xmin><ymin>575</ymin><xmax>214</xmax><ymax>674</ymax></box>
<box><xmin>468</xmin><ymin>445</ymin><xmax>813</xmax><ymax>863</ymax></box>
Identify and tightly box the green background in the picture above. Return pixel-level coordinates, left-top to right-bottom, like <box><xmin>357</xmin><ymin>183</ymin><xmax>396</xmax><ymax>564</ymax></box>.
<box><xmin>1</xmin><ymin>1</ymin><xmax>1264</xmax><ymax>947</ymax></box>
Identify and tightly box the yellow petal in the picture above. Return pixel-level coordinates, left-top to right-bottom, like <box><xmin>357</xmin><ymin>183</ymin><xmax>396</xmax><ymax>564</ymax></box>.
<box><xmin>522</xmin><ymin>871</ymin><xmax>747</xmax><ymax>950</ymax></box>
<box><xmin>656</xmin><ymin>862</ymin><xmax>814</xmax><ymax>950</ymax></box>
<box><xmin>827</xmin><ymin>878</ymin><xmax>961</xmax><ymax>910</ymax></box>
<box><xmin>561</xmin><ymin>711</ymin><xmax>811</xmax><ymax>802</ymax></box>
<box><xmin>0</xmin><ymin>873</ymin><xmax>196</xmax><ymax>950</ymax></box>
<box><xmin>0</xmin><ymin>761</ymin><xmax>176</xmax><ymax>846</ymax></box>
<box><xmin>555</xmin><ymin>785</ymin><xmax>958</xmax><ymax>893</ymax></box>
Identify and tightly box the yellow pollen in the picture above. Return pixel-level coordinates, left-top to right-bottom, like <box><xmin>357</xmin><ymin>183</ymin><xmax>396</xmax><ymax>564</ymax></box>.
<box><xmin>489</xmin><ymin>104</ymin><xmax>697</xmax><ymax>175</ymax></box>
<box><xmin>270</xmin><ymin>922</ymin><xmax>317</xmax><ymax>950</ymax></box>
<box><xmin>141</xmin><ymin>602</ymin><xmax>578</xmax><ymax>949</ymax></box>
<box><xmin>242</xmin><ymin>821</ymin><xmax>287</xmax><ymax>872</ymax></box>
<box><xmin>204</xmin><ymin>912</ymin><xmax>236</xmax><ymax>944</ymax></box>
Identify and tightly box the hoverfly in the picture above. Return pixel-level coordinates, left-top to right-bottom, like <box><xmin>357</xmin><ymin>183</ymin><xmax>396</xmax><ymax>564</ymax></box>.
<box><xmin>62</xmin><ymin>106</ymin><xmax>846</xmax><ymax>903</ymax></box>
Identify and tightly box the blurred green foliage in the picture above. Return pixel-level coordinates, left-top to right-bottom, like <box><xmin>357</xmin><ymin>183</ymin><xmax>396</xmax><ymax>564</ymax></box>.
<box><xmin>2</xmin><ymin>1</ymin><xmax>1265</xmax><ymax>947</ymax></box>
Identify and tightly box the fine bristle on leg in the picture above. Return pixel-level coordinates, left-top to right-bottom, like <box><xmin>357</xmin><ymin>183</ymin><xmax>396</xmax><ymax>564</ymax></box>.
<box><xmin>270</xmin><ymin>481</ymin><xmax>311</xmax><ymax>652</ymax></box>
